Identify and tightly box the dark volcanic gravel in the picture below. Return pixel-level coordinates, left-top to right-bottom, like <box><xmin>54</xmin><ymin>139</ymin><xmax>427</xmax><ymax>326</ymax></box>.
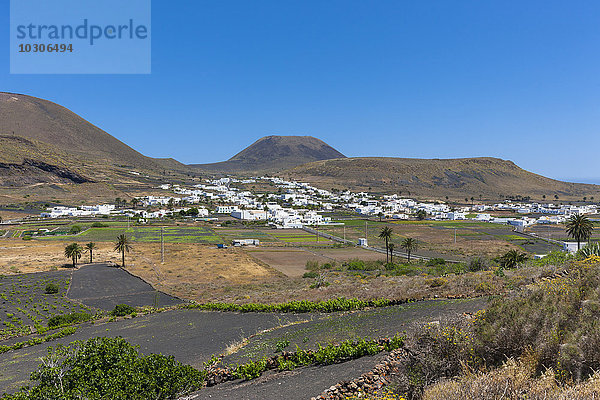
<box><xmin>67</xmin><ymin>263</ymin><xmax>182</xmax><ymax>309</ymax></box>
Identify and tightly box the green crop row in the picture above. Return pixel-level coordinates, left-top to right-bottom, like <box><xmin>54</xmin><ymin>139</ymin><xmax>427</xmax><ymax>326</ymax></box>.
<box><xmin>180</xmin><ymin>297</ymin><xmax>399</xmax><ymax>314</ymax></box>
<box><xmin>233</xmin><ymin>334</ymin><xmax>405</xmax><ymax>380</ymax></box>
<box><xmin>0</xmin><ymin>326</ymin><xmax>77</xmax><ymax>354</ymax></box>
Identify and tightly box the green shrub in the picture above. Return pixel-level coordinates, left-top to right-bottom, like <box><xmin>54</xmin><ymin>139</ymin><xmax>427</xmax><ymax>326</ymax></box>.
<box><xmin>48</xmin><ymin>312</ymin><xmax>91</xmax><ymax>328</ymax></box>
<box><xmin>111</xmin><ymin>304</ymin><xmax>137</xmax><ymax>317</ymax></box>
<box><xmin>426</xmin><ymin>258</ymin><xmax>446</xmax><ymax>267</ymax></box>
<box><xmin>302</xmin><ymin>271</ymin><xmax>318</xmax><ymax>279</ymax></box>
<box><xmin>91</xmin><ymin>222</ymin><xmax>109</xmax><ymax>228</ymax></box>
<box><xmin>69</xmin><ymin>225</ymin><xmax>82</xmax><ymax>234</ymax></box>
<box><xmin>5</xmin><ymin>337</ymin><xmax>204</xmax><ymax>399</ymax></box>
<box><xmin>44</xmin><ymin>283</ymin><xmax>59</xmax><ymax>294</ymax></box>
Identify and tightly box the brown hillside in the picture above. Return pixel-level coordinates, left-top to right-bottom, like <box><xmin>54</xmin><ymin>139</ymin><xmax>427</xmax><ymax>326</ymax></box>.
<box><xmin>0</xmin><ymin>92</ymin><xmax>162</xmax><ymax>171</ymax></box>
<box><xmin>283</xmin><ymin>157</ymin><xmax>600</xmax><ymax>200</ymax></box>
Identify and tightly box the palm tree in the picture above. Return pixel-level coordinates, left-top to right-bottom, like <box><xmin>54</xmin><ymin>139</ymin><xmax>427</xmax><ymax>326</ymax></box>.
<box><xmin>378</xmin><ymin>227</ymin><xmax>393</xmax><ymax>263</ymax></box>
<box><xmin>499</xmin><ymin>250</ymin><xmax>527</xmax><ymax>268</ymax></box>
<box><xmin>85</xmin><ymin>242</ymin><xmax>97</xmax><ymax>263</ymax></box>
<box><xmin>401</xmin><ymin>237</ymin><xmax>417</xmax><ymax>262</ymax></box>
<box><xmin>388</xmin><ymin>243</ymin><xmax>395</xmax><ymax>264</ymax></box>
<box><xmin>64</xmin><ymin>243</ymin><xmax>83</xmax><ymax>269</ymax></box>
<box><xmin>114</xmin><ymin>234</ymin><xmax>132</xmax><ymax>267</ymax></box>
<box><xmin>566</xmin><ymin>214</ymin><xmax>594</xmax><ymax>250</ymax></box>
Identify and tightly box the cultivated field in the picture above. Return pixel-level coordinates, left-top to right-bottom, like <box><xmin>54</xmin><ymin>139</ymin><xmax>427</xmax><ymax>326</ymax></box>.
<box><xmin>247</xmin><ymin>246</ymin><xmax>385</xmax><ymax>277</ymax></box>
<box><xmin>38</xmin><ymin>225</ymin><xmax>223</xmax><ymax>244</ymax></box>
<box><xmin>0</xmin><ymin>271</ymin><xmax>91</xmax><ymax>339</ymax></box>
<box><xmin>319</xmin><ymin>219</ymin><xmax>561</xmax><ymax>259</ymax></box>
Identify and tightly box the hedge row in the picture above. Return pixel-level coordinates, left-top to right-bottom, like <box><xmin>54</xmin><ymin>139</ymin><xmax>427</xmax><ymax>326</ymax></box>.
<box><xmin>180</xmin><ymin>297</ymin><xmax>405</xmax><ymax>314</ymax></box>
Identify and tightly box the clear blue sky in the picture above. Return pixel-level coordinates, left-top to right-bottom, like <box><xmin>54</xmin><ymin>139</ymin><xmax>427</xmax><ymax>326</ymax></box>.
<box><xmin>1</xmin><ymin>1</ymin><xmax>599</xmax><ymax>182</ymax></box>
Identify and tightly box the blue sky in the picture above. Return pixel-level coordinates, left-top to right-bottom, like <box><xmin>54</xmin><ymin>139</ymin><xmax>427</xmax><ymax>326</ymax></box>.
<box><xmin>1</xmin><ymin>1</ymin><xmax>599</xmax><ymax>182</ymax></box>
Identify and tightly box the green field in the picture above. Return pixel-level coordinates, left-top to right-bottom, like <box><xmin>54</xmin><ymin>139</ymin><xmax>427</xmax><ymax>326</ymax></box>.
<box><xmin>38</xmin><ymin>226</ymin><xmax>223</xmax><ymax>244</ymax></box>
<box><xmin>215</xmin><ymin>229</ymin><xmax>279</xmax><ymax>244</ymax></box>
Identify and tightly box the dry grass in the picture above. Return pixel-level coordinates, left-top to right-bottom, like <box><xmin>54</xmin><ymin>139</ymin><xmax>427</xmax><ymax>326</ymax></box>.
<box><xmin>423</xmin><ymin>358</ymin><xmax>600</xmax><ymax>400</ymax></box>
<box><xmin>0</xmin><ymin>237</ymin><xmax>560</xmax><ymax>304</ymax></box>
<box><xmin>123</xmin><ymin>243</ymin><xmax>283</xmax><ymax>300</ymax></box>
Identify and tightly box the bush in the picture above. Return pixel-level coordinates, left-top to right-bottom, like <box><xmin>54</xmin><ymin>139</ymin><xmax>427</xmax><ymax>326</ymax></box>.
<box><xmin>302</xmin><ymin>271</ymin><xmax>318</xmax><ymax>279</ymax></box>
<box><xmin>426</xmin><ymin>277</ymin><xmax>447</xmax><ymax>288</ymax></box>
<box><xmin>6</xmin><ymin>337</ymin><xmax>205</xmax><ymax>399</ymax></box>
<box><xmin>426</xmin><ymin>258</ymin><xmax>446</xmax><ymax>267</ymax></box>
<box><xmin>69</xmin><ymin>225</ymin><xmax>82</xmax><ymax>234</ymax></box>
<box><xmin>305</xmin><ymin>260</ymin><xmax>319</xmax><ymax>270</ymax></box>
<box><xmin>474</xmin><ymin>256</ymin><xmax>600</xmax><ymax>382</ymax></box>
<box><xmin>48</xmin><ymin>312</ymin><xmax>92</xmax><ymax>328</ymax></box>
<box><xmin>91</xmin><ymin>222</ymin><xmax>109</xmax><ymax>228</ymax></box>
<box><xmin>44</xmin><ymin>283</ymin><xmax>59</xmax><ymax>294</ymax></box>
<box><xmin>468</xmin><ymin>257</ymin><xmax>487</xmax><ymax>272</ymax></box>
<box><xmin>111</xmin><ymin>304</ymin><xmax>137</xmax><ymax>317</ymax></box>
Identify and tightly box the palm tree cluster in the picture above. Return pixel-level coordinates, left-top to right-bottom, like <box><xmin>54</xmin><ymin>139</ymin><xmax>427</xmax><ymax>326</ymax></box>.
<box><xmin>401</xmin><ymin>237</ymin><xmax>418</xmax><ymax>262</ymax></box>
<box><xmin>378</xmin><ymin>227</ymin><xmax>393</xmax><ymax>263</ymax></box>
<box><xmin>63</xmin><ymin>234</ymin><xmax>133</xmax><ymax>268</ymax></box>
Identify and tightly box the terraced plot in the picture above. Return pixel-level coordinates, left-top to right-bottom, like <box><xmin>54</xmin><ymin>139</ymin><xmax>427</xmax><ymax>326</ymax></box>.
<box><xmin>0</xmin><ymin>271</ymin><xmax>92</xmax><ymax>339</ymax></box>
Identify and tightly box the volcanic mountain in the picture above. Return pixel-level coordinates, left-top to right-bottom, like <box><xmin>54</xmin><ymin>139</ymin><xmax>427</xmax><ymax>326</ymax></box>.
<box><xmin>0</xmin><ymin>92</ymin><xmax>195</xmax><ymax>185</ymax></box>
<box><xmin>283</xmin><ymin>157</ymin><xmax>600</xmax><ymax>200</ymax></box>
<box><xmin>190</xmin><ymin>135</ymin><xmax>346</xmax><ymax>173</ymax></box>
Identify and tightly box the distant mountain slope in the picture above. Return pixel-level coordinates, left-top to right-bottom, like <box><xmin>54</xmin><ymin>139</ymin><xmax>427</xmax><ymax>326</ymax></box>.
<box><xmin>0</xmin><ymin>92</ymin><xmax>162</xmax><ymax>171</ymax></box>
<box><xmin>190</xmin><ymin>135</ymin><xmax>346</xmax><ymax>173</ymax></box>
<box><xmin>283</xmin><ymin>157</ymin><xmax>600</xmax><ymax>200</ymax></box>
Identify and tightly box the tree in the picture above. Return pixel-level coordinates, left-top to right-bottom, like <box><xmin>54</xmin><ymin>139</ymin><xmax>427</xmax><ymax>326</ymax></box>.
<box><xmin>85</xmin><ymin>242</ymin><xmax>97</xmax><ymax>263</ymax></box>
<box><xmin>499</xmin><ymin>250</ymin><xmax>527</xmax><ymax>268</ymax></box>
<box><xmin>388</xmin><ymin>243</ymin><xmax>395</xmax><ymax>264</ymax></box>
<box><xmin>64</xmin><ymin>243</ymin><xmax>83</xmax><ymax>269</ymax></box>
<box><xmin>400</xmin><ymin>237</ymin><xmax>417</xmax><ymax>262</ymax></box>
<box><xmin>378</xmin><ymin>227</ymin><xmax>393</xmax><ymax>263</ymax></box>
<box><xmin>542</xmin><ymin>195</ymin><xmax>546</xmax><ymax>200</ymax></box>
<box><xmin>114</xmin><ymin>234</ymin><xmax>132</xmax><ymax>268</ymax></box>
<box><xmin>566</xmin><ymin>214</ymin><xmax>594</xmax><ymax>250</ymax></box>
<box><xmin>378</xmin><ymin>212</ymin><xmax>383</xmax><ymax>222</ymax></box>
<box><xmin>415</xmin><ymin>209</ymin><xmax>427</xmax><ymax>221</ymax></box>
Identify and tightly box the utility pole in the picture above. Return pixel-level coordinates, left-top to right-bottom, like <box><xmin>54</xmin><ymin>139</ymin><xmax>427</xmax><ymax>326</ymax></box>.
<box><xmin>316</xmin><ymin>224</ymin><xmax>319</xmax><ymax>242</ymax></box>
<box><xmin>365</xmin><ymin>220</ymin><xmax>368</xmax><ymax>240</ymax></box>
<box><xmin>454</xmin><ymin>229</ymin><xmax>456</xmax><ymax>244</ymax></box>
<box><xmin>343</xmin><ymin>225</ymin><xmax>346</xmax><ymax>242</ymax></box>
<box><xmin>160</xmin><ymin>227</ymin><xmax>164</xmax><ymax>263</ymax></box>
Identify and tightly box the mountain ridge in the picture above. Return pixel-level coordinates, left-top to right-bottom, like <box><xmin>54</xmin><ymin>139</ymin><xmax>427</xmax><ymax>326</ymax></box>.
<box><xmin>283</xmin><ymin>156</ymin><xmax>600</xmax><ymax>200</ymax></box>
